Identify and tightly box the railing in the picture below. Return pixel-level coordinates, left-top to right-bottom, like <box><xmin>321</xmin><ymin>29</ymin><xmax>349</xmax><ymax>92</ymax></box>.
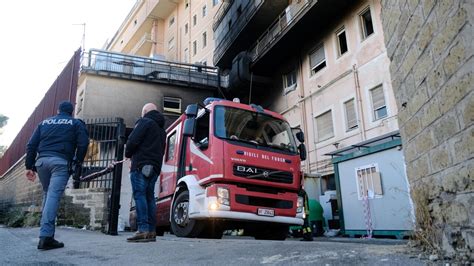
<box><xmin>81</xmin><ymin>49</ymin><xmax>225</xmax><ymax>88</ymax></box>
<box><xmin>213</xmin><ymin>0</ymin><xmax>234</xmax><ymax>30</ymax></box>
<box><xmin>214</xmin><ymin>0</ymin><xmax>264</xmax><ymax>64</ymax></box>
<box><xmin>130</xmin><ymin>32</ymin><xmax>153</xmax><ymax>55</ymax></box>
<box><xmin>248</xmin><ymin>0</ymin><xmax>313</xmax><ymax>62</ymax></box>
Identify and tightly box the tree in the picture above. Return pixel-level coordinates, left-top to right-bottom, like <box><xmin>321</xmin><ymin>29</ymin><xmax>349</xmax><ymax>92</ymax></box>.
<box><xmin>0</xmin><ymin>114</ymin><xmax>9</xmax><ymax>157</ymax></box>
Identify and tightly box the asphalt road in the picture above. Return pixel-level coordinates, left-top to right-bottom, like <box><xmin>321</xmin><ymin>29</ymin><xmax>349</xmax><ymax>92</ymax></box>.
<box><xmin>0</xmin><ymin>226</ymin><xmax>425</xmax><ymax>265</ymax></box>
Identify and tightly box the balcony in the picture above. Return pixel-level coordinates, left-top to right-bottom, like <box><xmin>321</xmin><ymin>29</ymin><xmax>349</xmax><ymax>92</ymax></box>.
<box><xmin>81</xmin><ymin>49</ymin><xmax>225</xmax><ymax>89</ymax></box>
<box><xmin>247</xmin><ymin>0</ymin><xmax>358</xmax><ymax>74</ymax></box>
<box><xmin>130</xmin><ymin>32</ymin><xmax>153</xmax><ymax>56</ymax></box>
<box><xmin>213</xmin><ymin>0</ymin><xmax>288</xmax><ymax>68</ymax></box>
<box><xmin>249</xmin><ymin>0</ymin><xmax>314</xmax><ymax>62</ymax></box>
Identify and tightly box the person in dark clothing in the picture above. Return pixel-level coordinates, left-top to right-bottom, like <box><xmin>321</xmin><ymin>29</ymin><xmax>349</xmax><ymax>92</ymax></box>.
<box><xmin>25</xmin><ymin>101</ymin><xmax>89</xmax><ymax>250</ymax></box>
<box><xmin>125</xmin><ymin>103</ymin><xmax>166</xmax><ymax>242</ymax></box>
<box><xmin>299</xmin><ymin>188</ymin><xmax>314</xmax><ymax>241</ymax></box>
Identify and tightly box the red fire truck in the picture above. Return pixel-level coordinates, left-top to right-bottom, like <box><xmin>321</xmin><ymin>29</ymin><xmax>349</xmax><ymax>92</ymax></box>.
<box><xmin>133</xmin><ymin>98</ymin><xmax>307</xmax><ymax>240</ymax></box>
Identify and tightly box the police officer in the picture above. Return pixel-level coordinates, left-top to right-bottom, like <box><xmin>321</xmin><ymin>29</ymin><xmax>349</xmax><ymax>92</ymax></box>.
<box><xmin>299</xmin><ymin>188</ymin><xmax>313</xmax><ymax>241</ymax></box>
<box><xmin>25</xmin><ymin>101</ymin><xmax>89</xmax><ymax>250</ymax></box>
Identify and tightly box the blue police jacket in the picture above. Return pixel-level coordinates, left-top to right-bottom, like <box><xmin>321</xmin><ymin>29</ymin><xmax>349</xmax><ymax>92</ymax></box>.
<box><xmin>25</xmin><ymin>111</ymin><xmax>89</xmax><ymax>170</ymax></box>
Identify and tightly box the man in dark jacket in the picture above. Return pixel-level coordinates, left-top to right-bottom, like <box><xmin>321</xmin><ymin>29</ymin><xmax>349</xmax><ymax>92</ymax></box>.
<box><xmin>25</xmin><ymin>101</ymin><xmax>89</xmax><ymax>250</ymax></box>
<box><xmin>126</xmin><ymin>103</ymin><xmax>166</xmax><ymax>242</ymax></box>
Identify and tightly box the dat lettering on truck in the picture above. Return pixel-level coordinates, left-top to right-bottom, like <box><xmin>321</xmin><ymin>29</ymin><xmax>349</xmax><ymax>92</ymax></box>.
<box><xmin>130</xmin><ymin>98</ymin><xmax>308</xmax><ymax>240</ymax></box>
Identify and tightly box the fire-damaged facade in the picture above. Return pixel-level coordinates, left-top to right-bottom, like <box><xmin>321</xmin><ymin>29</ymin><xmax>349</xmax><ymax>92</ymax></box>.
<box><xmin>1</xmin><ymin>0</ymin><xmax>410</xmax><ymax>237</ymax></box>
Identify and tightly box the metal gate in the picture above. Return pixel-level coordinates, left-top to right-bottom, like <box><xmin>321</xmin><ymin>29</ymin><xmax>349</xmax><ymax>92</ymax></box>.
<box><xmin>79</xmin><ymin>117</ymin><xmax>125</xmax><ymax>235</ymax></box>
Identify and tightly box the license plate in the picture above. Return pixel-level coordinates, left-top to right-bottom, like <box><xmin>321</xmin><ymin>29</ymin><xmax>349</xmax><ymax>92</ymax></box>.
<box><xmin>257</xmin><ymin>208</ymin><xmax>274</xmax><ymax>217</ymax></box>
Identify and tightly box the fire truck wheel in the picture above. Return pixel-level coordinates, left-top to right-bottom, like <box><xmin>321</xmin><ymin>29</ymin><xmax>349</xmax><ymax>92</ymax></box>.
<box><xmin>253</xmin><ymin>224</ymin><xmax>289</xmax><ymax>240</ymax></box>
<box><xmin>170</xmin><ymin>190</ymin><xmax>205</xmax><ymax>237</ymax></box>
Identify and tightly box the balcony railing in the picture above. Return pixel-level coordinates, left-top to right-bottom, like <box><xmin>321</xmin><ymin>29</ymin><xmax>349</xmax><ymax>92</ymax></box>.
<box><xmin>214</xmin><ymin>0</ymin><xmax>264</xmax><ymax>64</ymax></box>
<box><xmin>81</xmin><ymin>49</ymin><xmax>227</xmax><ymax>88</ymax></box>
<box><xmin>249</xmin><ymin>0</ymin><xmax>313</xmax><ymax>62</ymax></box>
<box><xmin>130</xmin><ymin>32</ymin><xmax>153</xmax><ymax>55</ymax></box>
<box><xmin>213</xmin><ymin>0</ymin><xmax>234</xmax><ymax>31</ymax></box>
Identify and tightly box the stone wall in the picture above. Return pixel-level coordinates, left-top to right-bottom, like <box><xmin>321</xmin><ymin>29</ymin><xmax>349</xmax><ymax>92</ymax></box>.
<box><xmin>381</xmin><ymin>0</ymin><xmax>473</xmax><ymax>260</ymax></box>
<box><xmin>0</xmin><ymin>157</ymin><xmax>43</xmax><ymax>211</ymax></box>
<box><xmin>0</xmin><ymin>158</ymin><xmax>110</xmax><ymax>231</ymax></box>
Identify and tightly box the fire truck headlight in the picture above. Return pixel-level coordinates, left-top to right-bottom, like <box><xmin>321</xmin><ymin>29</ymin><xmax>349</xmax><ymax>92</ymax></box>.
<box><xmin>297</xmin><ymin>196</ymin><xmax>304</xmax><ymax>213</ymax></box>
<box><xmin>217</xmin><ymin>187</ymin><xmax>230</xmax><ymax>206</ymax></box>
<box><xmin>209</xmin><ymin>202</ymin><xmax>219</xmax><ymax>210</ymax></box>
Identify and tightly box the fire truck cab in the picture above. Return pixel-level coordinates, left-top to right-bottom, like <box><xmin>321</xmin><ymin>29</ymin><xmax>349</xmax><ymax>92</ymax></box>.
<box><xmin>148</xmin><ymin>98</ymin><xmax>306</xmax><ymax>239</ymax></box>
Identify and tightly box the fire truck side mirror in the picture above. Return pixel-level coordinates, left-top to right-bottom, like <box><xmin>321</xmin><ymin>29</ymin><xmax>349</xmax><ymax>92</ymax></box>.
<box><xmin>295</xmin><ymin>131</ymin><xmax>305</xmax><ymax>143</ymax></box>
<box><xmin>183</xmin><ymin>118</ymin><xmax>196</xmax><ymax>137</ymax></box>
<box><xmin>185</xmin><ymin>104</ymin><xmax>199</xmax><ymax>118</ymax></box>
<box><xmin>298</xmin><ymin>144</ymin><xmax>307</xmax><ymax>161</ymax></box>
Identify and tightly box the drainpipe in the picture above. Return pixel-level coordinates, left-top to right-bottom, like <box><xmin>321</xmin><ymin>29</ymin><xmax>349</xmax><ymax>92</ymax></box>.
<box><xmin>353</xmin><ymin>64</ymin><xmax>366</xmax><ymax>141</ymax></box>
<box><xmin>298</xmin><ymin>58</ymin><xmax>311</xmax><ymax>173</ymax></box>
<box><xmin>176</xmin><ymin>2</ymin><xmax>180</xmax><ymax>60</ymax></box>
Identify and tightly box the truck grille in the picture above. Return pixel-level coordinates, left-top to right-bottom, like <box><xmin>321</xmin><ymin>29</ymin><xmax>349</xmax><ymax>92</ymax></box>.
<box><xmin>233</xmin><ymin>165</ymin><xmax>293</xmax><ymax>184</ymax></box>
<box><xmin>235</xmin><ymin>195</ymin><xmax>293</xmax><ymax>209</ymax></box>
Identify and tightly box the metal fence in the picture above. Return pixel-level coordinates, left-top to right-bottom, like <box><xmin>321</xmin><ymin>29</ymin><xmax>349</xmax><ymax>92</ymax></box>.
<box><xmin>79</xmin><ymin>117</ymin><xmax>125</xmax><ymax>189</ymax></box>
<box><xmin>0</xmin><ymin>49</ymin><xmax>81</xmax><ymax>177</ymax></box>
<box><xmin>81</xmin><ymin>49</ymin><xmax>224</xmax><ymax>89</ymax></box>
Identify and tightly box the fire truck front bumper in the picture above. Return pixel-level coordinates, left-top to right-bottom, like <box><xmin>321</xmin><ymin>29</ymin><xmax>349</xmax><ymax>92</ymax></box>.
<box><xmin>189</xmin><ymin>209</ymin><xmax>304</xmax><ymax>225</ymax></box>
<box><xmin>187</xmin><ymin>183</ymin><xmax>304</xmax><ymax>225</ymax></box>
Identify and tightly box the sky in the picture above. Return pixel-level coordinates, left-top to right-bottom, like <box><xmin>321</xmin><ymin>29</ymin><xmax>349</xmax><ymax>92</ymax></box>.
<box><xmin>0</xmin><ymin>0</ymin><xmax>136</xmax><ymax>146</ymax></box>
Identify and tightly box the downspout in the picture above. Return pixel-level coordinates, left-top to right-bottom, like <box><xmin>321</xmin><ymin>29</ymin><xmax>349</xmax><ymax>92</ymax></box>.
<box><xmin>175</xmin><ymin>1</ymin><xmax>179</xmax><ymax>60</ymax></box>
<box><xmin>188</xmin><ymin>0</ymin><xmax>192</xmax><ymax>62</ymax></box>
<box><xmin>353</xmin><ymin>64</ymin><xmax>366</xmax><ymax>141</ymax></box>
<box><xmin>298</xmin><ymin>58</ymin><xmax>310</xmax><ymax>173</ymax></box>
<box><xmin>150</xmin><ymin>19</ymin><xmax>157</xmax><ymax>57</ymax></box>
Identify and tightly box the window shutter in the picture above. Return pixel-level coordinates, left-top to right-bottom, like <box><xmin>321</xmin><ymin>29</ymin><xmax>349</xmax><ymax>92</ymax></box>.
<box><xmin>371</xmin><ymin>85</ymin><xmax>385</xmax><ymax>110</ymax></box>
<box><xmin>316</xmin><ymin>110</ymin><xmax>334</xmax><ymax>141</ymax></box>
<box><xmin>344</xmin><ymin>99</ymin><xmax>357</xmax><ymax>130</ymax></box>
<box><xmin>310</xmin><ymin>44</ymin><xmax>325</xmax><ymax>69</ymax></box>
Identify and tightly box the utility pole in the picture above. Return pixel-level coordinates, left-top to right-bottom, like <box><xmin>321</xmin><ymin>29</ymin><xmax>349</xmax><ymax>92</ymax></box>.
<box><xmin>73</xmin><ymin>23</ymin><xmax>86</xmax><ymax>52</ymax></box>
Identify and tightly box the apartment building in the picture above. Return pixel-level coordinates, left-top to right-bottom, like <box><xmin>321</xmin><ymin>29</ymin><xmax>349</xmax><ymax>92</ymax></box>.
<box><xmin>212</xmin><ymin>0</ymin><xmax>399</xmax><ymax>192</ymax></box>
<box><xmin>106</xmin><ymin>0</ymin><xmax>221</xmax><ymax>65</ymax></box>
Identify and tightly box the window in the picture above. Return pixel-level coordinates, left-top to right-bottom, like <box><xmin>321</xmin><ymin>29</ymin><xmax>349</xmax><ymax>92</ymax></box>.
<box><xmin>202</xmin><ymin>32</ymin><xmax>207</xmax><ymax>48</ymax></box>
<box><xmin>193</xmin><ymin>41</ymin><xmax>197</xmax><ymax>55</ymax></box>
<box><xmin>184</xmin><ymin>48</ymin><xmax>189</xmax><ymax>63</ymax></box>
<box><xmin>185</xmin><ymin>0</ymin><xmax>189</xmax><ymax>9</ymax></box>
<box><xmin>228</xmin><ymin>19</ymin><xmax>232</xmax><ymax>30</ymax></box>
<box><xmin>213</xmin><ymin>0</ymin><xmax>219</xmax><ymax>7</ymax></box>
<box><xmin>370</xmin><ymin>85</ymin><xmax>387</xmax><ymax>120</ymax></box>
<box><xmin>193</xmin><ymin>15</ymin><xmax>197</xmax><ymax>26</ymax></box>
<box><xmin>344</xmin><ymin>98</ymin><xmax>358</xmax><ymax>131</ymax></box>
<box><xmin>194</xmin><ymin>111</ymin><xmax>210</xmax><ymax>149</ymax></box>
<box><xmin>202</xmin><ymin>5</ymin><xmax>207</xmax><ymax>17</ymax></box>
<box><xmin>360</xmin><ymin>7</ymin><xmax>374</xmax><ymax>39</ymax></box>
<box><xmin>165</xmin><ymin>132</ymin><xmax>177</xmax><ymax>161</ymax></box>
<box><xmin>355</xmin><ymin>164</ymin><xmax>383</xmax><ymax>200</ymax></box>
<box><xmin>283</xmin><ymin>69</ymin><xmax>297</xmax><ymax>95</ymax></box>
<box><xmin>169</xmin><ymin>17</ymin><xmax>175</xmax><ymax>27</ymax></box>
<box><xmin>336</xmin><ymin>27</ymin><xmax>348</xmax><ymax>56</ymax></box>
<box><xmin>168</xmin><ymin>37</ymin><xmax>174</xmax><ymax>50</ymax></box>
<box><xmin>163</xmin><ymin>97</ymin><xmax>181</xmax><ymax>114</ymax></box>
<box><xmin>185</xmin><ymin>23</ymin><xmax>189</xmax><ymax>34</ymax></box>
<box><xmin>316</xmin><ymin>110</ymin><xmax>334</xmax><ymax>141</ymax></box>
<box><xmin>309</xmin><ymin>44</ymin><xmax>326</xmax><ymax>75</ymax></box>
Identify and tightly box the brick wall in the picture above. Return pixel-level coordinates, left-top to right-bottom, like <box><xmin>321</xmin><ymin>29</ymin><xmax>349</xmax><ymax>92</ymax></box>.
<box><xmin>381</xmin><ymin>0</ymin><xmax>472</xmax><ymax>260</ymax></box>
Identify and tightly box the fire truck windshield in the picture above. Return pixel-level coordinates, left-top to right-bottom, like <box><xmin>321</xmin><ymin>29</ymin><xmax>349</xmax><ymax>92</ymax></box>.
<box><xmin>214</xmin><ymin>106</ymin><xmax>297</xmax><ymax>153</ymax></box>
